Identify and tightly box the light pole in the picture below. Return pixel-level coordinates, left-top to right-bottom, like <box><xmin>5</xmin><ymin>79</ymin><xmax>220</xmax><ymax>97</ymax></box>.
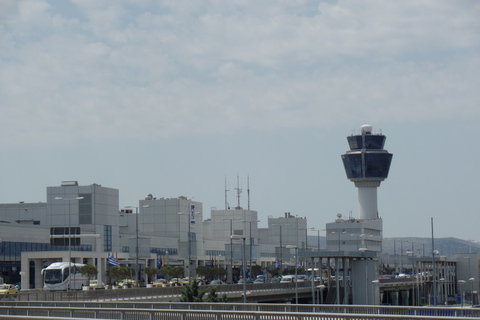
<box><xmin>469</xmin><ymin>277</ymin><xmax>475</xmax><ymax>306</ymax></box>
<box><xmin>273</xmin><ymin>224</ymin><xmax>283</xmax><ymax>273</ymax></box>
<box><xmin>178</xmin><ymin>210</ymin><xmax>198</xmax><ymax>285</ymax></box>
<box><xmin>465</xmin><ymin>256</ymin><xmax>471</xmax><ymax>304</ymax></box>
<box><xmin>222</xmin><ymin>218</ymin><xmax>240</xmax><ymax>284</ymax></box>
<box><xmin>332</xmin><ymin>230</ymin><xmax>346</xmax><ymax>251</ymax></box>
<box><xmin>359</xmin><ymin>247</ymin><xmax>369</xmax><ymax>304</ymax></box>
<box><xmin>125</xmin><ymin>205</ymin><xmax>149</xmax><ymax>287</ymax></box>
<box><xmin>372</xmin><ymin>279</ymin><xmax>380</xmax><ymax>305</ymax></box>
<box><xmin>243</xmin><ymin>220</ymin><xmax>260</xmax><ymax>281</ymax></box>
<box><xmin>458</xmin><ymin>280</ymin><xmax>466</xmax><ymax>307</ymax></box>
<box><xmin>55</xmin><ymin>196</ymin><xmax>84</xmax><ymax>290</ymax></box>
<box><xmin>231</xmin><ymin>235</ymin><xmax>246</xmax><ymax>303</ymax></box>
<box><xmin>287</xmin><ymin>245</ymin><xmax>298</xmax><ymax>304</ymax></box>
<box><xmin>317</xmin><ymin>284</ymin><xmax>325</xmax><ymax>304</ymax></box>
<box><xmin>407</xmin><ymin>249</ymin><xmax>415</xmax><ymax>305</ymax></box>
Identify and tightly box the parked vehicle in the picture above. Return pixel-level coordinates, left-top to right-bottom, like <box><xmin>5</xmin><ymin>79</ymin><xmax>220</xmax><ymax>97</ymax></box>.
<box><xmin>0</xmin><ymin>284</ymin><xmax>18</xmax><ymax>296</ymax></box>
<box><xmin>280</xmin><ymin>275</ymin><xmax>295</xmax><ymax>283</ymax></box>
<box><xmin>89</xmin><ymin>280</ymin><xmax>104</xmax><ymax>288</ymax></box>
<box><xmin>117</xmin><ymin>279</ymin><xmax>136</xmax><ymax>287</ymax></box>
<box><xmin>151</xmin><ymin>279</ymin><xmax>166</xmax><ymax>286</ymax></box>
<box><xmin>42</xmin><ymin>262</ymin><xmax>88</xmax><ymax>290</ymax></box>
<box><xmin>209</xmin><ymin>279</ymin><xmax>225</xmax><ymax>285</ymax></box>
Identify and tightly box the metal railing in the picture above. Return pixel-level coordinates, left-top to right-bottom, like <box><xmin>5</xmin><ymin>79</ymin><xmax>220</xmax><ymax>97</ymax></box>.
<box><xmin>1</xmin><ymin>301</ymin><xmax>480</xmax><ymax>318</ymax></box>
<box><xmin>0</xmin><ymin>306</ymin><xmax>478</xmax><ymax>320</ymax></box>
<box><xmin>4</xmin><ymin>282</ymin><xmax>312</xmax><ymax>302</ymax></box>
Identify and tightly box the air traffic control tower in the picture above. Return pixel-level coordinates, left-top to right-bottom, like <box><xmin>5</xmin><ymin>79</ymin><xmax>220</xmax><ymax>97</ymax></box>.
<box><xmin>341</xmin><ymin>124</ymin><xmax>393</xmax><ymax>220</ymax></box>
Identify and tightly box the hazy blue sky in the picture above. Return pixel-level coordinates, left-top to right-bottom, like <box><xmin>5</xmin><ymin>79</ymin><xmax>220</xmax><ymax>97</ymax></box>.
<box><xmin>1</xmin><ymin>0</ymin><xmax>479</xmax><ymax>242</ymax></box>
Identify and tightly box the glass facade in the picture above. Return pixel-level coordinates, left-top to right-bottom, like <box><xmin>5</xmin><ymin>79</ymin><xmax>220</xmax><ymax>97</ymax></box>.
<box><xmin>342</xmin><ymin>152</ymin><xmax>393</xmax><ymax>179</ymax></box>
<box><xmin>342</xmin><ymin>132</ymin><xmax>392</xmax><ymax>180</ymax></box>
<box><xmin>347</xmin><ymin>134</ymin><xmax>386</xmax><ymax>150</ymax></box>
<box><xmin>50</xmin><ymin>227</ymin><xmax>81</xmax><ymax>246</ymax></box>
<box><xmin>104</xmin><ymin>225</ymin><xmax>112</xmax><ymax>252</ymax></box>
<box><xmin>78</xmin><ymin>194</ymin><xmax>92</xmax><ymax>224</ymax></box>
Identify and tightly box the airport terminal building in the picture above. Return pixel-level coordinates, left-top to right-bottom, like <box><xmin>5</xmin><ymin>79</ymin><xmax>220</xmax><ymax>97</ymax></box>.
<box><xmin>0</xmin><ymin>181</ymin><xmax>308</xmax><ymax>289</ymax></box>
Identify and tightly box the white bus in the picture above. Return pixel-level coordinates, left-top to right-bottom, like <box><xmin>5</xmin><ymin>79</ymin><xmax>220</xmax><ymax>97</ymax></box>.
<box><xmin>42</xmin><ymin>262</ymin><xmax>88</xmax><ymax>290</ymax></box>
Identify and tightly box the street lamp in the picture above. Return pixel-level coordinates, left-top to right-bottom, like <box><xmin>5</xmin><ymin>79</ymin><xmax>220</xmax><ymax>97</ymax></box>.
<box><xmin>178</xmin><ymin>209</ymin><xmax>200</xmax><ymax>285</ymax></box>
<box><xmin>359</xmin><ymin>247</ymin><xmax>369</xmax><ymax>304</ymax></box>
<box><xmin>286</xmin><ymin>245</ymin><xmax>298</xmax><ymax>304</ymax></box>
<box><xmin>231</xmin><ymin>235</ymin><xmax>247</xmax><ymax>303</ymax></box>
<box><xmin>372</xmin><ymin>279</ymin><xmax>380</xmax><ymax>305</ymax></box>
<box><xmin>458</xmin><ymin>280</ymin><xmax>466</xmax><ymax>307</ymax></box>
<box><xmin>469</xmin><ymin>277</ymin><xmax>475</xmax><ymax>306</ymax></box>
<box><xmin>242</xmin><ymin>219</ymin><xmax>260</xmax><ymax>282</ymax></box>
<box><xmin>331</xmin><ymin>230</ymin><xmax>346</xmax><ymax>251</ymax></box>
<box><xmin>222</xmin><ymin>217</ymin><xmax>240</xmax><ymax>284</ymax></box>
<box><xmin>55</xmin><ymin>196</ymin><xmax>84</xmax><ymax>290</ymax></box>
<box><xmin>407</xmin><ymin>250</ymin><xmax>415</xmax><ymax>305</ymax></box>
<box><xmin>317</xmin><ymin>284</ymin><xmax>326</xmax><ymax>304</ymax></box>
<box><xmin>125</xmin><ymin>205</ymin><xmax>149</xmax><ymax>287</ymax></box>
<box><xmin>273</xmin><ymin>224</ymin><xmax>283</xmax><ymax>273</ymax></box>
<box><xmin>465</xmin><ymin>256</ymin><xmax>471</xmax><ymax>305</ymax></box>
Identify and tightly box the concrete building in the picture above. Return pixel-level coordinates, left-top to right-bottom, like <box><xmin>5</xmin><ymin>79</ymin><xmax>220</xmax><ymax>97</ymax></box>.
<box><xmin>0</xmin><ymin>181</ymin><xmax>310</xmax><ymax>289</ymax></box>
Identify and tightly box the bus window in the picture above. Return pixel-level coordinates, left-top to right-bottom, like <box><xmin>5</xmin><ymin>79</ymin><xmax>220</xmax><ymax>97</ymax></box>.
<box><xmin>44</xmin><ymin>269</ymin><xmax>62</xmax><ymax>284</ymax></box>
<box><xmin>63</xmin><ymin>267</ymin><xmax>69</xmax><ymax>282</ymax></box>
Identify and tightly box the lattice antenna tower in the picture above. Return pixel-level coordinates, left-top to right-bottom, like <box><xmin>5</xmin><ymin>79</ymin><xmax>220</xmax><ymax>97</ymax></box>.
<box><xmin>235</xmin><ymin>174</ymin><xmax>242</xmax><ymax>209</ymax></box>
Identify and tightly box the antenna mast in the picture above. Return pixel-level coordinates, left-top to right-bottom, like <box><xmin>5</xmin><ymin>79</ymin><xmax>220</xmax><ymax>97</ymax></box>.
<box><xmin>224</xmin><ymin>177</ymin><xmax>230</xmax><ymax>210</ymax></box>
<box><xmin>247</xmin><ymin>175</ymin><xmax>250</xmax><ymax>210</ymax></box>
<box><xmin>235</xmin><ymin>175</ymin><xmax>242</xmax><ymax>209</ymax></box>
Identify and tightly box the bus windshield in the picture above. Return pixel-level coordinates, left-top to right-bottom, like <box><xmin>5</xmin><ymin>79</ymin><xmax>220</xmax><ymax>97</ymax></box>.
<box><xmin>44</xmin><ymin>269</ymin><xmax>63</xmax><ymax>284</ymax></box>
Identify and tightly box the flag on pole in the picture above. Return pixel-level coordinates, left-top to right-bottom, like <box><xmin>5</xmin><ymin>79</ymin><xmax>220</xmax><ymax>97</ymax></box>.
<box><xmin>297</xmin><ymin>261</ymin><xmax>302</xmax><ymax>268</ymax></box>
<box><xmin>275</xmin><ymin>260</ymin><xmax>280</xmax><ymax>268</ymax></box>
<box><xmin>156</xmin><ymin>256</ymin><xmax>162</xmax><ymax>268</ymax></box>
<box><xmin>108</xmin><ymin>254</ymin><xmax>120</xmax><ymax>266</ymax></box>
<box><xmin>162</xmin><ymin>255</ymin><xmax>166</xmax><ymax>266</ymax></box>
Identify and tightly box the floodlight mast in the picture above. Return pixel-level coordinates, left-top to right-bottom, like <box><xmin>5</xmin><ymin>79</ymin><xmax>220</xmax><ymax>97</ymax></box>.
<box><xmin>231</xmin><ymin>235</ymin><xmax>247</xmax><ymax>303</ymax></box>
<box><xmin>55</xmin><ymin>196</ymin><xmax>84</xmax><ymax>290</ymax></box>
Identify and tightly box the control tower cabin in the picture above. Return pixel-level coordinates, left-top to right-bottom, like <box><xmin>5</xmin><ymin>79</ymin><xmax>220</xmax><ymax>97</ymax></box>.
<box><xmin>341</xmin><ymin>124</ymin><xmax>393</xmax><ymax>220</ymax></box>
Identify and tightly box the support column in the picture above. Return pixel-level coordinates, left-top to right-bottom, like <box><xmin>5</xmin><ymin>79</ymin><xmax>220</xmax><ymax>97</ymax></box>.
<box><xmin>390</xmin><ymin>291</ymin><xmax>399</xmax><ymax>306</ymax></box>
<box><xmin>97</xmin><ymin>257</ymin><xmax>105</xmax><ymax>287</ymax></box>
<box><xmin>20</xmin><ymin>258</ymin><xmax>30</xmax><ymax>290</ymax></box>
<box><xmin>402</xmin><ymin>290</ymin><xmax>410</xmax><ymax>306</ymax></box>
<box><xmin>335</xmin><ymin>257</ymin><xmax>340</xmax><ymax>304</ymax></box>
<box><xmin>342</xmin><ymin>257</ymin><xmax>347</xmax><ymax>304</ymax></box>
<box><xmin>34</xmin><ymin>259</ymin><xmax>43</xmax><ymax>289</ymax></box>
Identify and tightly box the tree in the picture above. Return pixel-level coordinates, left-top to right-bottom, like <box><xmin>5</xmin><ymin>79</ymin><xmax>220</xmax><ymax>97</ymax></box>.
<box><xmin>179</xmin><ymin>278</ymin><xmax>227</xmax><ymax>303</ymax></box>
<box><xmin>80</xmin><ymin>264</ymin><xmax>98</xmax><ymax>284</ymax></box>
<box><xmin>196</xmin><ymin>265</ymin><xmax>208</xmax><ymax>280</ymax></box>
<box><xmin>144</xmin><ymin>267</ymin><xmax>158</xmax><ymax>283</ymax></box>
<box><xmin>158</xmin><ymin>266</ymin><xmax>172</xmax><ymax>281</ymax></box>
<box><xmin>251</xmin><ymin>265</ymin><xmax>262</xmax><ymax>278</ymax></box>
<box><xmin>109</xmin><ymin>266</ymin><xmax>122</xmax><ymax>285</ymax></box>
<box><xmin>171</xmin><ymin>266</ymin><xmax>184</xmax><ymax>278</ymax></box>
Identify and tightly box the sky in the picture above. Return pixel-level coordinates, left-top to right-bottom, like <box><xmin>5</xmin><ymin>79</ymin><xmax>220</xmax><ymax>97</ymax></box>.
<box><xmin>1</xmin><ymin>0</ymin><xmax>479</xmax><ymax>242</ymax></box>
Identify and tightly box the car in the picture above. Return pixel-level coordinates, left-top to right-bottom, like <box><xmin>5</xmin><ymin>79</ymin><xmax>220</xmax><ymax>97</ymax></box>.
<box><xmin>117</xmin><ymin>279</ymin><xmax>136</xmax><ymax>287</ymax></box>
<box><xmin>89</xmin><ymin>280</ymin><xmax>104</xmax><ymax>288</ymax></box>
<box><xmin>237</xmin><ymin>278</ymin><xmax>251</xmax><ymax>284</ymax></box>
<box><xmin>253</xmin><ymin>278</ymin><xmax>265</xmax><ymax>284</ymax></box>
<box><xmin>280</xmin><ymin>275</ymin><xmax>295</xmax><ymax>283</ymax></box>
<box><xmin>0</xmin><ymin>284</ymin><xmax>18</xmax><ymax>296</ymax></box>
<box><xmin>209</xmin><ymin>279</ymin><xmax>225</xmax><ymax>285</ymax></box>
<box><xmin>151</xmin><ymin>279</ymin><xmax>167</xmax><ymax>286</ymax></box>
<box><xmin>169</xmin><ymin>278</ymin><xmax>182</xmax><ymax>286</ymax></box>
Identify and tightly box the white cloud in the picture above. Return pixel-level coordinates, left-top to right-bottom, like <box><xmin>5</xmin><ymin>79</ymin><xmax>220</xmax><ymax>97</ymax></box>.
<box><xmin>0</xmin><ymin>0</ymin><xmax>478</xmax><ymax>147</ymax></box>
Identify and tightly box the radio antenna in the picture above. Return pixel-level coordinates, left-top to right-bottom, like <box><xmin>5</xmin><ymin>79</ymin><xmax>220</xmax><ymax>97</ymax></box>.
<box><xmin>235</xmin><ymin>174</ymin><xmax>242</xmax><ymax>209</ymax></box>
